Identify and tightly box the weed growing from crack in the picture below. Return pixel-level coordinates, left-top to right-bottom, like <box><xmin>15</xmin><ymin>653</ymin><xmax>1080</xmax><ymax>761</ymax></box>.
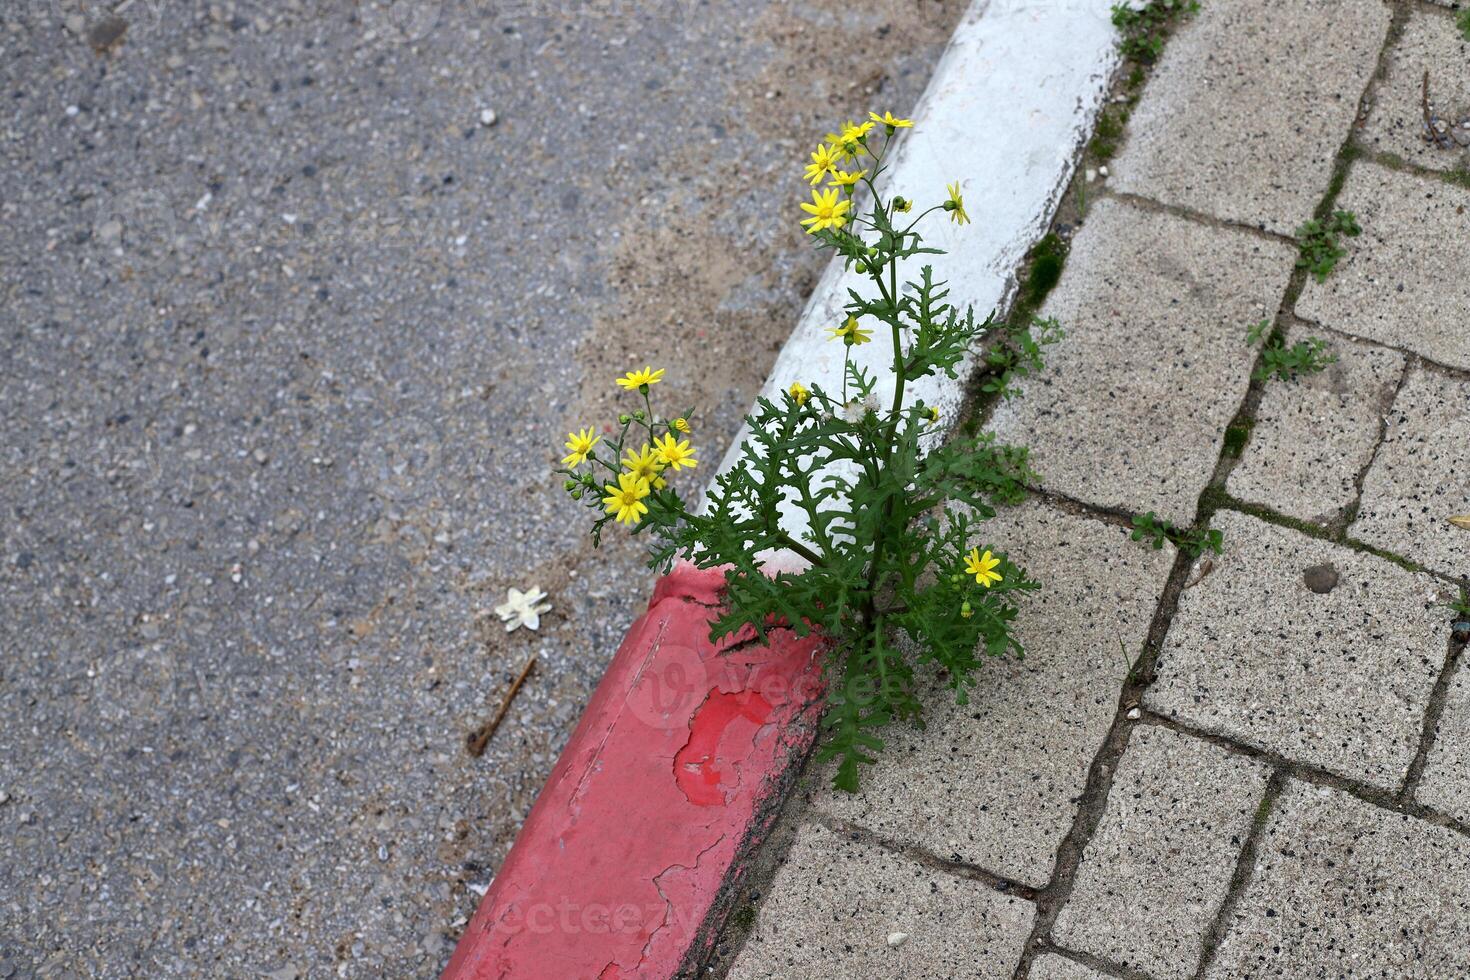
<box><xmin>1458</xmin><ymin>9</ymin><xmax>1470</xmax><ymax>43</ymax></box>
<box><xmin>1110</xmin><ymin>0</ymin><xmax>1199</xmax><ymax>64</ymax></box>
<box><xmin>1245</xmin><ymin>318</ymin><xmax>1336</xmax><ymax>383</ymax></box>
<box><xmin>1131</xmin><ymin>512</ymin><xmax>1223</xmax><ymax>558</ymax></box>
<box><xmin>1295</xmin><ymin>209</ymin><xmax>1361</xmax><ymax>283</ymax></box>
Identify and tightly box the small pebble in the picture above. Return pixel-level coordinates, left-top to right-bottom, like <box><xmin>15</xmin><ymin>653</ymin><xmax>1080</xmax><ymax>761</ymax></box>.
<box><xmin>1085</xmin><ymin>167</ymin><xmax>1097</xmax><ymax>182</ymax></box>
<box><xmin>1098</xmin><ymin>165</ymin><xmax>1109</xmax><ymax>177</ymax></box>
<box><xmin>1126</xmin><ymin>706</ymin><xmax>1142</xmax><ymax>720</ymax></box>
<box><xmin>886</xmin><ymin>932</ymin><xmax>908</xmax><ymax>947</ymax></box>
<box><xmin>479</xmin><ymin>108</ymin><xmax>498</xmax><ymax>127</ymax></box>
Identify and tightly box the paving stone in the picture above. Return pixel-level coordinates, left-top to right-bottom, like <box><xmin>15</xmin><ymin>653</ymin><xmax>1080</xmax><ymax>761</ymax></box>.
<box><xmin>1349</xmin><ymin>366</ymin><xmax>1470</xmax><ymax>580</ymax></box>
<box><xmin>1227</xmin><ymin>330</ymin><xmax>1405</xmax><ymax>524</ymax></box>
<box><xmin>1029</xmin><ymin>954</ymin><xmax>1112</xmax><ymax>980</ymax></box>
<box><xmin>819</xmin><ymin>498</ymin><xmax>1175</xmax><ymax>888</ymax></box>
<box><xmin>1208</xmin><ymin>780</ymin><xmax>1470</xmax><ymax>977</ymax></box>
<box><xmin>727</xmin><ymin>820</ymin><xmax>1034</xmax><ymax>980</ymax></box>
<box><xmin>1052</xmin><ymin>726</ymin><xmax>1271</xmax><ymax>980</ymax></box>
<box><xmin>989</xmin><ymin>199</ymin><xmax>1294</xmax><ymax>525</ymax></box>
<box><xmin>1295</xmin><ymin>161</ymin><xmax>1470</xmax><ymax>371</ymax></box>
<box><xmin>1110</xmin><ymin>0</ymin><xmax>1389</xmax><ymax>234</ymax></box>
<box><xmin>1147</xmin><ymin>510</ymin><xmax>1446</xmax><ymax>789</ymax></box>
<box><xmin>1360</xmin><ymin>4</ymin><xmax>1470</xmax><ymax>173</ymax></box>
<box><xmin>1416</xmin><ymin>658</ymin><xmax>1470</xmax><ymax>826</ymax></box>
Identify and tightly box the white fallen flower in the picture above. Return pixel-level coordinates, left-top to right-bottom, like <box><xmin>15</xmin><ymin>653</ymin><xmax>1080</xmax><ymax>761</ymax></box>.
<box><xmin>495</xmin><ymin>587</ymin><xmax>551</xmax><ymax>633</ymax></box>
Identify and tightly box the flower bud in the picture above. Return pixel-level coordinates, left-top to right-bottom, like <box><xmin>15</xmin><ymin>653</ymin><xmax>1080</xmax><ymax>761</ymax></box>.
<box><xmin>618</xmin><ymin>413</ymin><xmax>631</xmax><ymax>424</ymax></box>
<box><xmin>633</xmin><ymin>410</ymin><xmax>646</xmax><ymax>421</ymax></box>
<box><xmin>570</xmin><ymin>489</ymin><xmax>583</xmax><ymax>500</ymax></box>
<box><xmin>960</xmin><ymin>600</ymin><xmax>973</xmax><ymax>619</ymax></box>
<box><xmin>563</xmin><ymin>479</ymin><xmax>577</xmax><ymax>491</ymax></box>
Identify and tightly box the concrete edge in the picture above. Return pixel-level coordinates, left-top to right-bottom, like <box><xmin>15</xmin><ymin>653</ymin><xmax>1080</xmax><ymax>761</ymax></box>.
<box><xmin>443</xmin><ymin>1</ymin><xmax>1119</xmax><ymax>976</ymax></box>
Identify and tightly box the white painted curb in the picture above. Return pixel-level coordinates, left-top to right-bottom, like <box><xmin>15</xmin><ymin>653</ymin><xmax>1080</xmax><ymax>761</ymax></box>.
<box><xmin>706</xmin><ymin>0</ymin><xmax>1120</xmax><ymax>546</ymax></box>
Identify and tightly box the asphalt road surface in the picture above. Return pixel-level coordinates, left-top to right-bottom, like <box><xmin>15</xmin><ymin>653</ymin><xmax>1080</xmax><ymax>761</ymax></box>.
<box><xmin>0</xmin><ymin>0</ymin><xmax>959</xmax><ymax>975</ymax></box>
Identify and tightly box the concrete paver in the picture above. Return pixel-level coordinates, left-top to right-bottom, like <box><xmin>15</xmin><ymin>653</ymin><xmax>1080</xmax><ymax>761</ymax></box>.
<box><xmin>1208</xmin><ymin>780</ymin><xmax>1470</xmax><ymax>978</ymax></box>
<box><xmin>989</xmin><ymin>199</ymin><xmax>1295</xmax><ymax>525</ymax></box>
<box><xmin>1029</xmin><ymin>954</ymin><xmax>1112</xmax><ymax>980</ymax></box>
<box><xmin>1110</xmin><ymin>0</ymin><xmax>1389</xmax><ymax>234</ymax></box>
<box><xmin>1350</xmin><ymin>366</ymin><xmax>1470</xmax><ymax>580</ymax></box>
<box><xmin>1416</xmin><ymin>658</ymin><xmax>1470</xmax><ymax>825</ymax></box>
<box><xmin>1296</xmin><ymin>161</ymin><xmax>1470</xmax><ymax>371</ymax></box>
<box><xmin>1147</xmin><ymin>510</ymin><xmax>1446</xmax><ymax>790</ymax></box>
<box><xmin>728</xmin><ymin>821</ymin><xmax>1034</xmax><ymax>980</ymax></box>
<box><xmin>1227</xmin><ymin>331</ymin><xmax>1405</xmax><ymax>524</ymax></box>
<box><xmin>1360</xmin><ymin>4</ymin><xmax>1470</xmax><ymax>173</ymax></box>
<box><xmin>1052</xmin><ymin>726</ymin><xmax>1271</xmax><ymax>980</ymax></box>
<box><xmin>818</xmin><ymin>499</ymin><xmax>1175</xmax><ymax>887</ymax></box>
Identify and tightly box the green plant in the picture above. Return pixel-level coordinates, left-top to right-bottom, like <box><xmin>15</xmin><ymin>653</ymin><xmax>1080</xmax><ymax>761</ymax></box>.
<box><xmin>1090</xmin><ymin>107</ymin><xmax>1129</xmax><ymax>160</ymax></box>
<box><xmin>557</xmin><ymin>112</ymin><xmax>1046</xmax><ymax>791</ymax></box>
<box><xmin>1458</xmin><ymin>8</ymin><xmax>1470</xmax><ymax>42</ymax></box>
<box><xmin>1295</xmin><ymin>210</ymin><xmax>1360</xmax><ymax>283</ymax></box>
<box><xmin>1131</xmin><ymin>512</ymin><xmax>1223</xmax><ymax>558</ymax></box>
<box><xmin>1111</xmin><ymin>0</ymin><xmax>1199</xmax><ymax>64</ymax></box>
<box><xmin>981</xmin><ymin>316</ymin><xmax>1064</xmax><ymax>400</ymax></box>
<box><xmin>1246</xmin><ymin>319</ymin><xmax>1336</xmax><ymax>382</ymax></box>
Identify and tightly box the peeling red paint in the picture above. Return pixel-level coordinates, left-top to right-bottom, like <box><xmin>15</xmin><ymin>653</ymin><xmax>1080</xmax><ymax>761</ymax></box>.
<box><xmin>673</xmin><ymin>689</ymin><xmax>773</xmax><ymax>807</ymax></box>
<box><xmin>442</xmin><ymin>563</ymin><xmax>826</xmax><ymax>980</ymax></box>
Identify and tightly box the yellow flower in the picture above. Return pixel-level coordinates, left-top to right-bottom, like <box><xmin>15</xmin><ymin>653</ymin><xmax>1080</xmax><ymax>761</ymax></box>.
<box><xmin>964</xmin><ymin>547</ymin><xmax>1002</xmax><ymax>588</ymax></box>
<box><xmin>825</xmin><ymin>120</ymin><xmax>875</xmax><ymax>160</ymax></box>
<box><xmin>616</xmin><ymin>366</ymin><xmax>665</xmax><ymax>391</ymax></box>
<box><xmin>945</xmin><ymin>181</ymin><xmax>970</xmax><ymax>225</ymax></box>
<box><xmin>799</xmin><ymin>187</ymin><xmax>851</xmax><ymax>234</ymax></box>
<box><xmin>926</xmin><ymin>406</ymin><xmax>940</xmax><ymax>423</ymax></box>
<box><xmin>829</xmin><ymin>316</ymin><xmax>872</xmax><ymax>346</ymax></box>
<box><xmin>602</xmin><ymin>472</ymin><xmax>651</xmax><ymax>525</ymax></box>
<box><xmin>803</xmin><ymin>143</ymin><xmax>839</xmax><ymax>185</ymax></box>
<box><xmin>561</xmin><ymin>427</ymin><xmax>600</xmax><ymax>467</ymax></box>
<box><xmin>652</xmin><ymin>432</ymin><xmax>698</xmax><ymax>471</ymax></box>
<box><xmin>673</xmin><ymin>417</ymin><xmax>692</xmax><ymax>434</ymax></box>
<box><xmin>829</xmin><ymin>168</ymin><xmax>866</xmax><ymax>189</ymax></box>
<box><xmin>788</xmin><ymin>381</ymin><xmax>810</xmax><ymax>406</ymax></box>
<box><xmin>893</xmin><ymin>196</ymin><xmax>913</xmax><ymax>213</ymax></box>
<box><xmin>622</xmin><ymin>443</ymin><xmax>667</xmax><ymax>489</ymax></box>
<box><xmin>869</xmin><ymin>110</ymin><xmax>913</xmax><ymax>131</ymax></box>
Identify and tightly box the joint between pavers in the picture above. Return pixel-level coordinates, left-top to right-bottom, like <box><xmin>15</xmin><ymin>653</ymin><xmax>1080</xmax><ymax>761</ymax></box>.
<box><xmin>1400</xmin><ymin>607</ymin><xmax>1469</xmax><ymax>800</ymax></box>
<box><xmin>1030</xmin><ymin>942</ymin><xmax>1158</xmax><ymax>980</ymax></box>
<box><xmin>1190</xmin><ymin>769</ymin><xmax>1288</xmax><ymax>980</ymax></box>
<box><xmin>810</xmin><ymin>812</ymin><xmax>1040</xmax><ymax>903</ymax></box>
<box><xmin>1136</xmin><ymin>710</ymin><xmax>1470</xmax><ymax>848</ymax></box>
<box><xmin>1098</xmin><ymin>189</ymin><xmax>1300</xmax><ymax>249</ymax></box>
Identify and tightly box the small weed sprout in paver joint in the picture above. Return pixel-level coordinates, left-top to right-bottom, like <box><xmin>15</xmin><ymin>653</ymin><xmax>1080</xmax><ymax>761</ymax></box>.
<box><xmin>555</xmin><ymin>113</ymin><xmax>1048</xmax><ymax>791</ymax></box>
<box><xmin>1295</xmin><ymin>209</ymin><xmax>1360</xmax><ymax>283</ymax></box>
<box><xmin>1459</xmin><ymin>10</ymin><xmax>1470</xmax><ymax>43</ymax></box>
<box><xmin>1110</xmin><ymin>0</ymin><xmax>1199</xmax><ymax>64</ymax></box>
<box><xmin>1131</xmin><ymin>512</ymin><xmax>1222</xmax><ymax>559</ymax></box>
<box><xmin>1245</xmin><ymin>318</ymin><xmax>1337</xmax><ymax>383</ymax></box>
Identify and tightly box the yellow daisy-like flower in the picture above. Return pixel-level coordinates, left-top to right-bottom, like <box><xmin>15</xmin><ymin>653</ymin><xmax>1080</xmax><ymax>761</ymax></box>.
<box><xmin>829</xmin><ymin>168</ymin><xmax>866</xmax><ymax>190</ymax></box>
<box><xmin>788</xmin><ymin>380</ymin><xmax>810</xmax><ymax>406</ymax></box>
<box><xmin>964</xmin><ymin>547</ymin><xmax>1003</xmax><ymax>588</ymax></box>
<box><xmin>622</xmin><ymin>443</ymin><xmax>667</xmax><ymax>489</ymax></box>
<box><xmin>803</xmin><ymin>143</ymin><xmax>840</xmax><ymax>185</ymax></box>
<box><xmin>616</xmin><ymin>366</ymin><xmax>665</xmax><ymax>391</ymax></box>
<box><xmin>825</xmin><ymin>120</ymin><xmax>875</xmax><ymax>160</ymax></box>
<box><xmin>561</xmin><ymin>427</ymin><xmax>600</xmax><ymax>467</ymax></box>
<box><xmin>673</xmin><ymin>417</ymin><xmax>692</xmax><ymax>434</ymax></box>
<box><xmin>652</xmin><ymin>432</ymin><xmax>698</xmax><ymax>472</ymax></box>
<box><xmin>869</xmin><ymin>110</ymin><xmax>913</xmax><ymax>131</ymax></box>
<box><xmin>799</xmin><ymin>187</ymin><xmax>851</xmax><ymax>234</ymax></box>
<box><xmin>828</xmin><ymin>316</ymin><xmax>872</xmax><ymax>346</ymax></box>
<box><xmin>926</xmin><ymin>406</ymin><xmax>940</xmax><ymax>423</ymax></box>
<box><xmin>945</xmin><ymin>181</ymin><xmax>970</xmax><ymax>226</ymax></box>
<box><xmin>602</xmin><ymin>472</ymin><xmax>651</xmax><ymax>526</ymax></box>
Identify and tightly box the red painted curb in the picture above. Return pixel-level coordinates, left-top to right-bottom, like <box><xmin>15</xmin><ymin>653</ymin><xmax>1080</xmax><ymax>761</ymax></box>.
<box><xmin>443</xmin><ymin>563</ymin><xmax>826</xmax><ymax>980</ymax></box>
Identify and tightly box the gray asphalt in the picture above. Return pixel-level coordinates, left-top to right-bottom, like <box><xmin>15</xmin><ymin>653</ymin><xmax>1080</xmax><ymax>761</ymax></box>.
<box><xmin>0</xmin><ymin>1</ymin><xmax>958</xmax><ymax>976</ymax></box>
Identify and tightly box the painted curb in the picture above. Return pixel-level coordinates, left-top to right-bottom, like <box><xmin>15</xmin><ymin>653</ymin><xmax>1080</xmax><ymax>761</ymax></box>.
<box><xmin>442</xmin><ymin>564</ymin><xmax>826</xmax><ymax>980</ymax></box>
<box><xmin>446</xmin><ymin>0</ymin><xmax>1120</xmax><ymax>975</ymax></box>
